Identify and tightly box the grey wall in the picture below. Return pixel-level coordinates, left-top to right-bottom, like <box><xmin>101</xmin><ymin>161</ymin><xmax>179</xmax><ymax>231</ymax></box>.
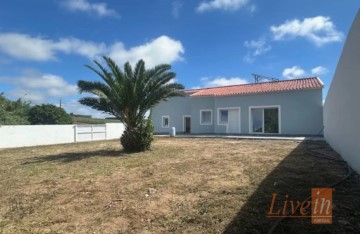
<box><xmin>190</xmin><ymin>96</ymin><xmax>214</xmax><ymax>134</ymax></box>
<box><xmin>151</xmin><ymin>96</ymin><xmax>191</xmax><ymax>134</ymax></box>
<box><xmin>324</xmin><ymin>10</ymin><xmax>360</xmax><ymax>174</ymax></box>
<box><xmin>152</xmin><ymin>88</ymin><xmax>323</xmax><ymax>135</ymax></box>
<box><xmin>213</xmin><ymin>89</ymin><xmax>323</xmax><ymax>135</ymax></box>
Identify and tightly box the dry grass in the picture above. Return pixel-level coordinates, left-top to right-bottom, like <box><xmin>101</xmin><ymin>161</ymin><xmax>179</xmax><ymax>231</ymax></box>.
<box><xmin>0</xmin><ymin>138</ymin><xmax>359</xmax><ymax>233</ymax></box>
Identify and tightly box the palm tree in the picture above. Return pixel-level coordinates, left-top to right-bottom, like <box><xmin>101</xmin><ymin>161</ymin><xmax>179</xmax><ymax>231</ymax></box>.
<box><xmin>78</xmin><ymin>56</ymin><xmax>184</xmax><ymax>152</ymax></box>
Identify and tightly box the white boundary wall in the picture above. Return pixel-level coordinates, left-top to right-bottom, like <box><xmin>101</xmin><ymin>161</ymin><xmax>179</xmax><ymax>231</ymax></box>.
<box><xmin>324</xmin><ymin>10</ymin><xmax>360</xmax><ymax>174</ymax></box>
<box><xmin>0</xmin><ymin>123</ymin><xmax>124</xmax><ymax>149</ymax></box>
<box><xmin>75</xmin><ymin>125</ymin><xmax>107</xmax><ymax>142</ymax></box>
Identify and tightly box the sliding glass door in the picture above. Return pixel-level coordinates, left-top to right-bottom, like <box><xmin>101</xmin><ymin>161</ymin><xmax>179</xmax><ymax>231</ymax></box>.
<box><xmin>251</xmin><ymin>107</ymin><xmax>279</xmax><ymax>134</ymax></box>
<box><xmin>252</xmin><ymin>109</ymin><xmax>263</xmax><ymax>133</ymax></box>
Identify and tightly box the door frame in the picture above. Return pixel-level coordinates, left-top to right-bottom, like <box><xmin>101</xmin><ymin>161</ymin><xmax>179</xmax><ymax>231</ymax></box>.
<box><xmin>183</xmin><ymin>115</ymin><xmax>191</xmax><ymax>133</ymax></box>
<box><xmin>248</xmin><ymin>105</ymin><xmax>281</xmax><ymax>134</ymax></box>
<box><xmin>217</xmin><ymin>107</ymin><xmax>241</xmax><ymax>134</ymax></box>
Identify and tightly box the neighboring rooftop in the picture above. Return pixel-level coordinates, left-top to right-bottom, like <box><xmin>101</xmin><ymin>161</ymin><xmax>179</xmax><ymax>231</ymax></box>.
<box><xmin>186</xmin><ymin>77</ymin><xmax>324</xmax><ymax>97</ymax></box>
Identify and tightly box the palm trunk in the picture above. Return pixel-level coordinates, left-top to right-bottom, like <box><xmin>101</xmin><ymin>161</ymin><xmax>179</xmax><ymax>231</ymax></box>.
<box><xmin>120</xmin><ymin>117</ymin><xmax>153</xmax><ymax>152</ymax></box>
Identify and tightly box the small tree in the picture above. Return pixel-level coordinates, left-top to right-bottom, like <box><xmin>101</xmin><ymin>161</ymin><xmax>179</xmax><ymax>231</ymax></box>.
<box><xmin>78</xmin><ymin>56</ymin><xmax>184</xmax><ymax>152</ymax></box>
<box><xmin>28</xmin><ymin>104</ymin><xmax>73</xmax><ymax>125</ymax></box>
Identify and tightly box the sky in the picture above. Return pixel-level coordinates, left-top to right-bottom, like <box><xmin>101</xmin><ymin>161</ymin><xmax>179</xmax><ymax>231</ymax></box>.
<box><xmin>0</xmin><ymin>0</ymin><xmax>358</xmax><ymax>117</ymax></box>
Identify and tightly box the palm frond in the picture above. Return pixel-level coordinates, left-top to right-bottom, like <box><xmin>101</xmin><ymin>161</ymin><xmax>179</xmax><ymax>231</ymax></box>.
<box><xmin>77</xmin><ymin>80</ymin><xmax>111</xmax><ymax>98</ymax></box>
<box><xmin>85</xmin><ymin>60</ymin><xmax>114</xmax><ymax>88</ymax></box>
<box><xmin>124</xmin><ymin>62</ymin><xmax>133</xmax><ymax>79</ymax></box>
<box><xmin>78</xmin><ymin>57</ymin><xmax>184</xmax><ymax>130</ymax></box>
<box><xmin>79</xmin><ymin>97</ymin><xmax>112</xmax><ymax>114</ymax></box>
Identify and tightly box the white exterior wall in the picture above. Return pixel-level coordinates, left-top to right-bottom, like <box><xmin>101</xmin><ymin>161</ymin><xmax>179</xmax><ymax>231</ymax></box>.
<box><xmin>0</xmin><ymin>123</ymin><xmax>124</xmax><ymax>149</ymax></box>
<box><xmin>324</xmin><ymin>10</ymin><xmax>360</xmax><ymax>173</ymax></box>
<box><xmin>106</xmin><ymin>123</ymin><xmax>125</xmax><ymax>140</ymax></box>
<box><xmin>0</xmin><ymin>125</ymin><xmax>75</xmax><ymax>148</ymax></box>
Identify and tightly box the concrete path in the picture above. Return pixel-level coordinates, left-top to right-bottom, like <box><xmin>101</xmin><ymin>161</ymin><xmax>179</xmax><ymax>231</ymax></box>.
<box><xmin>156</xmin><ymin>134</ymin><xmax>324</xmax><ymax>141</ymax></box>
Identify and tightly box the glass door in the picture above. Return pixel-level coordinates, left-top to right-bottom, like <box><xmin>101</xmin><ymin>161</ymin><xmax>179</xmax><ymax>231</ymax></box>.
<box><xmin>251</xmin><ymin>107</ymin><xmax>279</xmax><ymax>134</ymax></box>
<box><xmin>251</xmin><ymin>109</ymin><xmax>263</xmax><ymax>133</ymax></box>
<box><xmin>264</xmin><ymin>108</ymin><xmax>279</xmax><ymax>133</ymax></box>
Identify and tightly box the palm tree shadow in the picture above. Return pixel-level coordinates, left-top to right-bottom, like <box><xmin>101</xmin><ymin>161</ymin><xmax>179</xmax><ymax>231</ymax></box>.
<box><xmin>22</xmin><ymin>149</ymin><xmax>130</xmax><ymax>164</ymax></box>
<box><xmin>222</xmin><ymin>141</ymin><xmax>360</xmax><ymax>233</ymax></box>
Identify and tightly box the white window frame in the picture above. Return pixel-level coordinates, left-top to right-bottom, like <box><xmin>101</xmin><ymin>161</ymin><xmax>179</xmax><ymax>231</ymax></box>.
<box><xmin>248</xmin><ymin>105</ymin><xmax>281</xmax><ymax>134</ymax></box>
<box><xmin>200</xmin><ymin>109</ymin><xmax>213</xmax><ymax>125</ymax></box>
<box><xmin>218</xmin><ymin>109</ymin><xmax>229</xmax><ymax>124</ymax></box>
<box><xmin>183</xmin><ymin>115</ymin><xmax>191</xmax><ymax>132</ymax></box>
<box><xmin>162</xmin><ymin>115</ymin><xmax>170</xmax><ymax>128</ymax></box>
<box><xmin>217</xmin><ymin>107</ymin><xmax>241</xmax><ymax>134</ymax></box>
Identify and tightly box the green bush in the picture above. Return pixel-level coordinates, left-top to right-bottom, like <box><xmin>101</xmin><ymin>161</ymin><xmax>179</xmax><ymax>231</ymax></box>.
<box><xmin>28</xmin><ymin>104</ymin><xmax>73</xmax><ymax>125</ymax></box>
<box><xmin>0</xmin><ymin>93</ymin><xmax>31</xmax><ymax>125</ymax></box>
<box><xmin>120</xmin><ymin>118</ymin><xmax>154</xmax><ymax>152</ymax></box>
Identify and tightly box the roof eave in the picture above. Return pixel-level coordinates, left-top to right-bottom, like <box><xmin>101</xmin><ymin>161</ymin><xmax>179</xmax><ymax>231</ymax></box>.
<box><xmin>190</xmin><ymin>87</ymin><xmax>323</xmax><ymax>97</ymax></box>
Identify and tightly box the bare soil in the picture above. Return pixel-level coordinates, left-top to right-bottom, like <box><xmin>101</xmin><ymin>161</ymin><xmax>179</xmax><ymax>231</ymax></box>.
<box><xmin>0</xmin><ymin>138</ymin><xmax>359</xmax><ymax>233</ymax></box>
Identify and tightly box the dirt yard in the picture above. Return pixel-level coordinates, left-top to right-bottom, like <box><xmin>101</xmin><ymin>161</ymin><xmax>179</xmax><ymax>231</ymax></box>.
<box><xmin>0</xmin><ymin>138</ymin><xmax>359</xmax><ymax>233</ymax></box>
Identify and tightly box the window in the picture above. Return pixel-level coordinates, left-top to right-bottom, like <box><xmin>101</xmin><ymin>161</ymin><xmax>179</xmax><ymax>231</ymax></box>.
<box><xmin>252</xmin><ymin>109</ymin><xmax>263</xmax><ymax>132</ymax></box>
<box><xmin>219</xmin><ymin>110</ymin><xmax>229</xmax><ymax>124</ymax></box>
<box><xmin>162</xmin><ymin>116</ymin><xmax>169</xmax><ymax>128</ymax></box>
<box><xmin>200</xmin><ymin>110</ymin><xmax>212</xmax><ymax>125</ymax></box>
<box><xmin>250</xmin><ymin>106</ymin><xmax>280</xmax><ymax>134</ymax></box>
<box><xmin>264</xmin><ymin>108</ymin><xmax>279</xmax><ymax>133</ymax></box>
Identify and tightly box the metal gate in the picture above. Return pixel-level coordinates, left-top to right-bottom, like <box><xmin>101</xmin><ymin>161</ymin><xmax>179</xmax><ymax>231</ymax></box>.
<box><xmin>74</xmin><ymin>124</ymin><xmax>107</xmax><ymax>142</ymax></box>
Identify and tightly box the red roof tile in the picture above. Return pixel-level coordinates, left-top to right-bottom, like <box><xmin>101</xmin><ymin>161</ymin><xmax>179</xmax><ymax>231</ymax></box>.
<box><xmin>186</xmin><ymin>77</ymin><xmax>323</xmax><ymax>97</ymax></box>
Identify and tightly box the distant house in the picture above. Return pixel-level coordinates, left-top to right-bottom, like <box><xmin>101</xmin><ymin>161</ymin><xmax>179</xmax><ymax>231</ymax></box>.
<box><xmin>152</xmin><ymin>77</ymin><xmax>324</xmax><ymax>135</ymax></box>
